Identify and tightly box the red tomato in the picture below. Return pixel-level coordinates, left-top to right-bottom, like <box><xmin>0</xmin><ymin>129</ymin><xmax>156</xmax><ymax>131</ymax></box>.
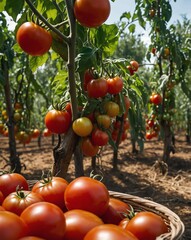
<box><xmin>42</xmin><ymin>128</ymin><xmax>52</xmax><ymax>137</ymax></box>
<box><xmin>45</xmin><ymin>109</ymin><xmax>71</xmax><ymax>134</ymax></box>
<box><xmin>0</xmin><ymin>205</ymin><xmax>5</xmax><ymax>211</ymax></box>
<box><xmin>152</xmin><ymin>93</ymin><xmax>162</xmax><ymax>105</ymax></box>
<box><xmin>84</xmin><ymin>224</ymin><xmax>138</xmax><ymax>240</ymax></box>
<box><xmin>20</xmin><ymin>202</ymin><xmax>66</xmax><ymax>240</ymax></box>
<box><xmin>2</xmin><ymin>190</ymin><xmax>43</xmax><ymax>216</ymax></box>
<box><xmin>31</xmin><ymin>129</ymin><xmax>40</xmax><ymax>138</ymax></box>
<box><xmin>32</xmin><ymin>176</ymin><xmax>68</xmax><ymax>211</ymax></box>
<box><xmin>123</xmin><ymin>96</ymin><xmax>131</xmax><ymax>112</ymax></box>
<box><xmin>84</xmin><ymin>69</ymin><xmax>95</xmax><ymax>91</ymax></box>
<box><xmin>0</xmin><ymin>211</ymin><xmax>28</xmax><ymax>239</ymax></box>
<box><xmin>64</xmin><ymin>176</ymin><xmax>109</xmax><ymax>217</ymax></box>
<box><xmin>81</xmin><ymin>137</ymin><xmax>99</xmax><ymax>157</ymax></box>
<box><xmin>107</xmin><ymin>76</ymin><xmax>123</xmax><ymax>95</ymax></box>
<box><xmin>127</xmin><ymin>65</ymin><xmax>135</xmax><ymax>75</ymax></box>
<box><xmin>0</xmin><ymin>173</ymin><xmax>28</xmax><ymax>198</ymax></box>
<box><xmin>16</xmin><ymin>22</ymin><xmax>52</xmax><ymax>56</ymax></box>
<box><xmin>91</xmin><ymin>128</ymin><xmax>109</xmax><ymax>146</ymax></box>
<box><xmin>87</xmin><ymin>78</ymin><xmax>108</xmax><ymax>98</ymax></box>
<box><xmin>130</xmin><ymin>60</ymin><xmax>139</xmax><ymax>71</ymax></box>
<box><xmin>101</xmin><ymin>198</ymin><xmax>131</xmax><ymax>225</ymax></box>
<box><xmin>123</xmin><ymin>211</ymin><xmax>168</xmax><ymax>240</ymax></box>
<box><xmin>145</xmin><ymin>132</ymin><xmax>153</xmax><ymax>140</ymax></box>
<box><xmin>74</xmin><ymin>0</ymin><xmax>110</xmax><ymax>28</ymax></box>
<box><xmin>147</xmin><ymin>119</ymin><xmax>155</xmax><ymax>128</ymax></box>
<box><xmin>0</xmin><ymin>190</ymin><xmax>4</xmax><ymax>204</ymax></box>
<box><xmin>64</xmin><ymin>209</ymin><xmax>103</xmax><ymax>240</ymax></box>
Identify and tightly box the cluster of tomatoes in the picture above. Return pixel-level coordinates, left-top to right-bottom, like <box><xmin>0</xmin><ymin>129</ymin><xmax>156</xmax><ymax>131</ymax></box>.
<box><xmin>0</xmin><ymin>172</ymin><xmax>168</xmax><ymax>240</ymax></box>
<box><xmin>145</xmin><ymin>115</ymin><xmax>160</xmax><ymax>140</ymax></box>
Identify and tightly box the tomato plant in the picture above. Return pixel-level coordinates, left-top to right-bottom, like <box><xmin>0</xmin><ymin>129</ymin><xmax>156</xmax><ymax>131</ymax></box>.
<box><xmin>0</xmin><ymin>211</ymin><xmax>28</xmax><ymax>239</ymax></box>
<box><xmin>84</xmin><ymin>224</ymin><xmax>139</xmax><ymax>240</ymax></box>
<box><xmin>91</xmin><ymin>128</ymin><xmax>109</xmax><ymax>146</ymax></box>
<box><xmin>72</xmin><ymin>117</ymin><xmax>93</xmax><ymax>137</ymax></box>
<box><xmin>74</xmin><ymin>0</ymin><xmax>111</xmax><ymax>28</ymax></box>
<box><xmin>20</xmin><ymin>202</ymin><xmax>66</xmax><ymax>240</ymax></box>
<box><xmin>64</xmin><ymin>209</ymin><xmax>103</xmax><ymax>240</ymax></box>
<box><xmin>2</xmin><ymin>190</ymin><xmax>43</xmax><ymax>215</ymax></box>
<box><xmin>107</xmin><ymin>76</ymin><xmax>123</xmax><ymax>95</ymax></box>
<box><xmin>16</xmin><ymin>22</ymin><xmax>52</xmax><ymax>56</ymax></box>
<box><xmin>87</xmin><ymin>78</ymin><xmax>108</xmax><ymax>98</ymax></box>
<box><xmin>64</xmin><ymin>176</ymin><xmax>110</xmax><ymax>217</ymax></box>
<box><xmin>45</xmin><ymin>109</ymin><xmax>71</xmax><ymax>134</ymax></box>
<box><xmin>81</xmin><ymin>137</ymin><xmax>99</xmax><ymax>157</ymax></box>
<box><xmin>123</xmin><ymin>211</ymin><xmax>168</xmax><ymax>240</ymax></box>
<box><xmin>32</xmin><ymin>176</ymin><xmax>68</xmax><ymax>211</ymax></box>
<box><xmin>0</xmin><ymin>172</ymin><xmax>28</xmax><ymax>197</ymax></box>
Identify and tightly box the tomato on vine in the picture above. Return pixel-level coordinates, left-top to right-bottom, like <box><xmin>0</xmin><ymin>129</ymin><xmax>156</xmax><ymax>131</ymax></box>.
<box><xmin>72</xmin><ymin>117</ymin><xmax>93</xmax><ymax>137</ymax></box>
<box><xmin>87</xmin><ymin>78</ymin><xmax>108</xmax><ymax>98</ymax></box>
<box><xmin>81</xmin><ymin>137</ymin><xmax>99</xmax><ymax>157</ymax></box>
<box><xmin>103</xmin><ymin>101</ymin><xmax>120</xmax><ymax>118</ymax></box>
<box><xmin>16</xmin><ymin>22</ymin><xmax>52</xmax><ymax>56</ymax></box>
<box><xmin>91</xmin><ymin>128</ymin><xmax>109</xmax><ymax>146</ymax></box>
<box><xmin>74</xmin><ymin>0</ymin><xmax>111</xmax><ymax>28</ymax></box>
<box><xmin>107</xmin><ymin>76</ymin><xmax>123</xmax><ymax>95</ymax></box>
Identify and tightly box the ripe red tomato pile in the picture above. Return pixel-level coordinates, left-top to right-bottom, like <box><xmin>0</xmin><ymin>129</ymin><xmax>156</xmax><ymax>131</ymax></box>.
<box><xmin>0</xmin><ymin>172</ymin><xmax>169</xmax><ymax>240</ymax></box>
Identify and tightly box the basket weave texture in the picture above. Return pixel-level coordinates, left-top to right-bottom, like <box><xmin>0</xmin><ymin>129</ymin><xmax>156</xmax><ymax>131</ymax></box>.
<box><xmin>109</xmin><ymin>191</ymin><xmax>185</xmax><ymax>240</ymax></box>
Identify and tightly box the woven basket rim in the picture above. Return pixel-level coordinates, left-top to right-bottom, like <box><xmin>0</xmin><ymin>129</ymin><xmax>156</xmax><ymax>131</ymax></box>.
<box><xmin>109</xmin><ymin>190</ymin><xmax>185</xmax><ymax>240</ymax></box>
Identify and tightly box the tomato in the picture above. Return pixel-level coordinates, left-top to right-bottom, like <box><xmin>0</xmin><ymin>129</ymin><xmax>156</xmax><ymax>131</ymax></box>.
<box><xmin>0</xmin><ymin>122</ymin><xmax>5</xmax><ymax>134</ymax></box>
<box><xmin>87</xmin><ymin>78</ymin><xmax>108</xmax><ymax>98</ymax></box>
<box><xmin>107</xmin><ymin>76</ymin><xmax>123</xmax><ymax>95</ymax></box>
<box><xmin>42</xmin><ymin>128</ymin><xmax>52</xmax><ymax>137</ymax></box>
<box><xmin>31</xmin><ymin>129</ymin><xmax>40</xmax><ymax>138</ymax></box>
<box><xmin>0</xmin><ymin>205</ymin><xmax>5</xmax><ymax>211</ymax></box>
<box><xmin>84</xmin><ymin>224</ymin><xmax>138</xmax><ymax>240</ymax></box>
<box><xmin>147</xmin><ymin>119</ymin><xmax>155</xmax><ymax>128</ymax></box>
<box><xmin>101</xmin><ymin>197</ymin><xmax>131</xmax><ymax>225</ymax></box>
<box><xmin>149</xmin><ymin>9</ymin><xmax>156</xmax><ymax>18</ymax></box>
<box><xmin>123</xmin><ymin>96</ymin><xmax>131</xmax><ymax>112</ymax></box>
<box><xmin>32</xmin><ymin>176</ymin><xmax>68</xmax><ymax>211</ymax></box>
<box><xmin>163</xmin><ymin>47</ymin><xmax>170</xmax><ymax>57</ymax></box>
<box><xmin>14</xmin><ymin>102</ymin><xmax>23</xmax><ymax>110</ymax></box>
<box><xmin>83</xmin><ymin>69</ymin><xmax>95</xmax><ymax>91</ymax></box>
<box><xmin>91</xmin><ymin>128</ymin><xmax>109</xmax><ymax>146</ymax></box>
<box><xmin>2</xmin><ymin>190</ymin><xmax>43</xmax><ymax>216</ymax></box>
<box><xmin>0</xmin><ymin>190</ymin><xmax>4</xmax><ymax>204</ymax></box>
<box><xmin>64</xmin><ymin>176</ymin><xmax>109</xmax><ymax>217</ymax></box>
<box><xmin>81</xmin><ymin>137</ymin><xmax>99</xmax><ymax>157</ymax></box>
<box><xmin>145</xmin><ymin>132</ymin><xmax>153</xmax><ymax>140</ymax></box>
<box><xmin>14</xmin><ymin>112</ymin><xmax>22</xmax><ymax>122</ymax></box>
<box><xmin>96</xmin><ymin>114</ymin><xmax>111</xmax><ymax>129</ymax></box>
<box><xmin>64</xmin><ymin>209</ymin><xmax>103</xmax><ymax>240</ymax></box>
<box><xmin>130</xmin><ymin>60</ymin><xmax>139</xmax><ymax>71</ymax></box>
<box><xmin>123</xmin><ymin>211</ymin><xmax>168</xmax><ymax>240</ymax></box>
<box><xmin>151</xmin><ymin>47</ymin><xmax>156</xmax><ymax>55</ymax></box>
<box><xmin>0</xmin><ymin>211</ymin><xmax>28</xmax><ymax>240</ymax></box>
<box><xmin>18</xmin><ymin>237</ymin><xmax>45</xmax><ymax>240</ymax></box>
<box><xmin>72</xmin><ymin>117</ymin><xmax>93</xmax><ymax>137</ymax></box>
<box><xmin>103</xmin><ymin>101</ymin><xmax>120</xmax><ymax>117</ymax></box>
<box><xmin>20</xmin><ymin>202</ymin><xmax>66</xmax><ymax>240</ymax></box>
<box><xmin>45</xmin><ymin>109</ymin><xmax>71</xmax><ymax>134</ymax></box>
<box><xmin>0</xmin><ymin>173</ymin><xmax>28</xmax><ymax>198</ymax></box>
<box><xmin>151</xmin><ymin>93</ymin><xmax>162</xmax><ymax>105</ymax></box>
<box><xmin>74</xmin><ymin>0</ymin><xmax>110</xmax><ymax>28</ymax></box>
<box><xmin>16</xmin><ymin>22</ymin><xmax>52</xmax><ymax>56</ymax></box>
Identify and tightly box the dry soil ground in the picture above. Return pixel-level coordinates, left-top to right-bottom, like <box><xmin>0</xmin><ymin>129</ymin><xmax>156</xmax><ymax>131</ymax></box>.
<box><xmin>0</xmin><ymin>132</ymin><xmax>190</xmax><ymax>239</ymax></box>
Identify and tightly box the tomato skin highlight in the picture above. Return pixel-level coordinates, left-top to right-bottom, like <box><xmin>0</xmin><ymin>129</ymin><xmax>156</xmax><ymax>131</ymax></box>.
<box><xmin>74</xmin><ymin>0</ymin><xmax>111</xmax><ymax>28</ymax></box>
<box><xmin>0</xmin><ymin>173</ymin><xmax>28</xmax><ymax>198</ymax></box>
<box><xmin>123</xmin><ymin>211</ymin><xmax>168</xmax><ymax>240</ymax></box>
<box><xmin>0</xmin><ymin>211</ymin><xmax>28</xmax><ymax>240</ymax></box>
<box><xmin>64</xmin><ymin>176</ymin><xmax>110</xmax><ymax>217</ymax></box>
<box><xmin>64</xmin><ymin>209</ymin><xmax>104</xmax><ymax>240</ymax></box>
<box><xmin>45</xmin><ymin>109</ymin><xmax>71</xmax><ymax>134</ymax></box>
<box><xmin>16</xmin><ymin>22</ymin><xmax>52</xmax><ymax>56</ymax></box>
<box><xmin>20</xmin><ymin>202</ymin><xmax>66</xmax><ymax>240</ymax></box>
<box><xmin>84</xmin><ymin>224</ymin><xmax>139</xmax><ymax>240</ymax></box>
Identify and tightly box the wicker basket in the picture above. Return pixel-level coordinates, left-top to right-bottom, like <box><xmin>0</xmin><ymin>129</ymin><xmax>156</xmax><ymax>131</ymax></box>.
<box><xmin>109</xmin><ymin>191</ymin><xmax>185</xmax><ymax>240</ymax></box>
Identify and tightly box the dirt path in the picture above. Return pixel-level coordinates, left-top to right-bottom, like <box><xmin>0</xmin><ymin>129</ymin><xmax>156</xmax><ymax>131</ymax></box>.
<box><xmin>0</xmin><ymin>132</ymin><xmax>190</xmax><ymax>239</ymax></box>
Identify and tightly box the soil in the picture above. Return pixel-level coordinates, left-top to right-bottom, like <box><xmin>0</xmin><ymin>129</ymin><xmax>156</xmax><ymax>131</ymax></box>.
<box><xmin>0</xmin><ymin>132</ymin><xmax>190</xmax><ymax>239</ymax></box>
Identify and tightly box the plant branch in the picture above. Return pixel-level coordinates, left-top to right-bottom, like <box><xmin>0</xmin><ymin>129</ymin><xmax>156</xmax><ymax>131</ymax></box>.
<box><xmin>25</xmin><ymin>0</ymin><xmax>69</xmax><ymax>44</ymax></box>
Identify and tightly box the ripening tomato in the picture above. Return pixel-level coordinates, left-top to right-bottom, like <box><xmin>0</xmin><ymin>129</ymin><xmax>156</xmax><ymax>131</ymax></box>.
<box><xmin>0</xmin><ymin>211</ymin><xmax>28</xmax><ymax>240</ymax></box>
<box><xmin>123</xmin><ymin>211</ymin><xmax>168</xmax><ymax>240</ymax></box>
<box><xmin>0</xmin><ymin>122</ymin><xmax>5</xmax><ymax>134</ymax></box>
<box><xmin>103</xmin><ymin>101</ymin><xmax>120</xmax><ymax>117</ymax></box>
<box><xmin>83</xmin><ymin>69</ymin><xmax>95</xmax><ymax>91</ymax></box>
<box><xmin>84</xmin><ymin>224</ymin><xmax>138</xmax><ymax>240</ymax></box>
<box><xmin>0</xmin><ymin>173</ymin><xmax>28</xmax><ymax>198</ymax></box>
<box><xmin>2</xmin><ymin>190</ymin><xmax>44</xmax><ymax>215</ymax></box>
<box><xmin>14</xmin><ymin>112</ymin><xmax>22</xmax><ymax>122</ymax></box>
<box><xmin>32</xmin><ymin>176</ymin><xmax>68</xmax><ymax>211</ymax></box>
<box><xmin>87</xmin><ymin>78</ymin><xmax>108</xmax><ymax>98</ymax></box>
<box><xmin>20</xmin><ymin>202</ymin><xmax>66</xmax><ymax>240</ymax></box>
<box><xmin>45</xmin><ymin>109</ymin><xmax>71</xmax><ymax>134</ymax></box>
<box><xmin>130</xmin><ymin>60</ymin><xmax>139</xmax><ymax>71</ymax></box>
<box><xmin>107</xmin><ymin>76</ymin><xmax>123</xmax><ymax>95</ymax></box>
<box><xmin>64</xmin><ymin>176</ymin><xmax>110</xmax><ymax>217</ymax></box>
<box><xmin>91</xmin><ymin>128</ymin><xmax>109</xmax><ymax>146</ymax></box>
<box><xmin>72</xmin><ymin>117</ymin><xmax>93</xmax><ymax>137</ymax></box>
<box><xmin>101</xmin><ymin>198</ymin><xmax>131</xmax><ymax>225</ymax></box>
<box><xmin>81</xmin><ymin>137</ymin><xmax>99</xmax><ymax>157</ymax></box>
<box><xmin>64</xmin><ymin>209</ymin><xmax>103</xmax><ymax>240</ymax></box>
<box><xmin>74</xmin><ymin>0</ymin><xmax>111</xmax><ymax>28</ymax></box>
<box><xmin>96</xmin><ymin>114</ymin><xmax>111</xmax><ymax>129</ymax></box>
<box><xmin>16</xmin><ymin>22</ymin><xmax>52</xmax><ymax>56</ymax></box>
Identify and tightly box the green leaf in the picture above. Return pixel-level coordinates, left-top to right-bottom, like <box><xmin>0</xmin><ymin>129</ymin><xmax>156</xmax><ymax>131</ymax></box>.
<box><xmin>4</xmin><ymin>0</ymin><xmax>24</xmax><ymax>21</ymax></box>
<box><xmin>29</xmin><ymin>54</ymin><xmax>49</xmax><ymax>73</ymax></box>
<box><xmin>128</xmin><ymin>24</ymin><xmax>136</xmax><ymax>33</ymax></box>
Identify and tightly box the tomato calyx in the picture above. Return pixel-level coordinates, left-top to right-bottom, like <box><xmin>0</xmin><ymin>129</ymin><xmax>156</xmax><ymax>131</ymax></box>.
<box><xmin>121</xmin><ymin>205</ymin><xmax>136</xmax><ymax>220</ymax></box>
<box><xmin>39</xmin><ymin>171</ymin><xmax>54</xmax><ymax>186</ymax></box>
<box><xmin>14</xmin><ymin>186</ymin><xmax>30</xmax><ymax>199</ymax></box>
